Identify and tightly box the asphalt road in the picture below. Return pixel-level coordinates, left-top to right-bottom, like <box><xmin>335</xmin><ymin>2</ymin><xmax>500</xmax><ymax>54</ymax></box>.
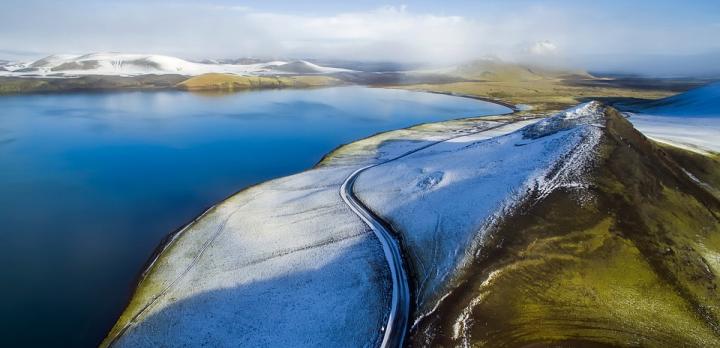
<box><xmin>341</xmin><ymin>164</ymin><xmax>411</xmax><ymax>348</ymax></box>
<box><xmin>339</xmin><ymin>119</ymin><xmax>521</xmax><ymax>347</ymax></box>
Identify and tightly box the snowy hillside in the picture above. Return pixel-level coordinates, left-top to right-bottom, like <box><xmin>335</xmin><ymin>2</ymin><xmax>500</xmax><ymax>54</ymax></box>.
<box><xmin>103</xmin><ymin>164</ymin><xmax>392</xmax><ymax>348</ymax></box>
<box><xmin>625</xmin><ymin>82</ymin><xmax>720</xmax><ymax>154</ymax></box>
<box><xmin>102</xmin><ymin>110</ymin><xmax>537</xmax><ymax>347</ymax></box>
<box><xmin>266</xmin><ymin>60</ymin><xmax>351</xmax><ymax>74</ymax></box>
<box><xmin>0</xmin><ymin>53</ymin><xmax>349</xmax><ymax>77</ymax></box>
<box><xmin>355</xmin><ymin>102</ymin><xmax>603</xmax><ymax>309</ymax></box>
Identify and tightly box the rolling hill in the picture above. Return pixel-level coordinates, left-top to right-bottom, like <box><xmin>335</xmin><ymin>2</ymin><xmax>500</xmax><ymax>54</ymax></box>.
<box><xmin>176</xmin><ymin>73</ymin><xmax>342</xmax><ymax>91</ymax></box>
<box><xmin>449</xmin><ymin>58</ymin><xmax>593</xmax><ymax>82</ymax></box>
<box><xmin>266</xmin><ymin>60</ymin><xmax>350</xmax><ymax>74</ymax></box>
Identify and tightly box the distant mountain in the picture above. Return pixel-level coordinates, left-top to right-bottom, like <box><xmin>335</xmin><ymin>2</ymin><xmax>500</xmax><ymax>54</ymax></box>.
<box><xmin>27</xmin><ymin>54</ymin><xmax>80</xmax><ymax>68</ymax></box>
<box><xmin>628</xmin><ymin>82</ymin><xmax>720</xmax><ymax>117</ymax></box>
<box><xmin>0</xmin><ymin>53</ymin><xmax>350</xmax><ymax>77</ymax></box>
<box><xmin>267</xmin><ymin>60</ymin><xmax>350</xmax><ymax>74</ymax></box>
<box><xmin>269</xmin><ymin>61</ymin><xmax>323</xmax><ymax>74</ymax></box>
<box><xmin>307</xmin><ymin>60</ymin><xmax>420</xmax><ymax>73</ymax></box>
<box><xmin>451</xmin><ymin>59</ymin><xmax>592</xmax><ymax>82</ymax></box>
<box><xmin>7</xmin><ymin>53</ymin><xmax>271</xmax><ymax>76</ymax></box>
<box><xmin>215</xmin><ymin>58</ymin><xmax>280</xmax><ymax>65</ymax></box>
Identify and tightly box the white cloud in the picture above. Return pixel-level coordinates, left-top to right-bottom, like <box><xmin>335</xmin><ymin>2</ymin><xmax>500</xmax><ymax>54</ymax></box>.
<box><xmin>527</xmin><ymin>40</ymin><xmax>558</xmax><ymax>56</ymax></box>
<box><xmin>0</xmin><ymin>4</ymin><xmax>485</xmax><ymax>63</ymax></box>
<box><xmin>0</xmin><ymin>1</ymin><xmax>719</xmax><ymax>74</ymax></box>
<box><xmin>210</xmin><ymin>6</ymin><xmax>482</xmax><ymax>63</ymax></box>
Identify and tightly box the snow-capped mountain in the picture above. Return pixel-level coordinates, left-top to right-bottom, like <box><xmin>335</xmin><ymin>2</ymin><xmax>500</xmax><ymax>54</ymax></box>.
<box><xmin>0</xmin><ymin>53</ymin><xmax>351</xmax><ymax>77</ymax></box>
<box><xmin>267</xmin><ymin>60</ymin><xmax>350</xmax><ymax>74</ymax></box>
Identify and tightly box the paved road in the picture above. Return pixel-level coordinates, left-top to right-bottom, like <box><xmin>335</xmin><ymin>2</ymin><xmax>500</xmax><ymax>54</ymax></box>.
<box><xmin>341</xmin><ymin>164</ymin><xmax>411</xmax><ymax>348</ymax></box>
<box><xmin>339</xmin><ymin>120</ymin><xmax>522</xmax><ymax>347</ymax></box>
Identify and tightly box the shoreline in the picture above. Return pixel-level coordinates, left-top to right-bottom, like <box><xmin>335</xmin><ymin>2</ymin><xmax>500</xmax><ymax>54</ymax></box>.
<box><xmin>0</xmin><ymin>74</ymin><xmax>521</xmax><ymax>112</ymax></box>
<box><xmin>0</xmin><ymin>74</ymin><xmax>341</xmax><ymax>96</ymax></box>
<box><xmin>392</xmin><ymin>88</ymin><xmax>520</xmax><ymax>112</ymax></box>
<box><xmin>99</xmin><ymin>89</ymin><xmax>520</xmax><ymax>346</ymax></box>
<box><xmin>0</xmin><ymin>78</ymin><xmax>521</xmax><ymax>114</ymax></box>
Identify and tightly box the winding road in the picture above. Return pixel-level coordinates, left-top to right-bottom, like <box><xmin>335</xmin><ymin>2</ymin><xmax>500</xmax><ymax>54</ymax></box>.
<box><xmin>339</xmin><ymin>119</ymin><xmax>523</xmax><ymax>348</ymax></box>
<box><xmin>341</xmin><ymin>164</ymin><xmax>411</xmax><ymax>348</ymax></box>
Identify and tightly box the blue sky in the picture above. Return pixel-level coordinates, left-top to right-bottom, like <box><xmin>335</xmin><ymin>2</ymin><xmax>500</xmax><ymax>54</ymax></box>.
<box><xmin>1</xmin><ymin>0</ymin><xmax>719</xmax><ymax>75</ymax></box>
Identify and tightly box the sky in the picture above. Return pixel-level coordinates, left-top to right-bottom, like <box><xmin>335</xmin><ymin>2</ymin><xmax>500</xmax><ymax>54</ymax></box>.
<box><xmin>1</xmin><ymin>0</ymin><xmax>719</xmax><ymax>75</ymax></box>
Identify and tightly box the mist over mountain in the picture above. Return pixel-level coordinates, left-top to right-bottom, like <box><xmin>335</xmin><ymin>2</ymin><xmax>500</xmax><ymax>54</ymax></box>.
<box><xmin>578</xmin><ymin>51</ymin><xmax>720</xmax><ymax>78</ymax></box>
<box><xmin>1</xmin><ymin>1</ymin><xmax>719</xmax><ymax>77</ymax></box>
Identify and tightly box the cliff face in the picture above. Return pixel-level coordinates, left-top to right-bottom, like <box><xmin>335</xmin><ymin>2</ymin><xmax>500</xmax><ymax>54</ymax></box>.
<box><xmin>412</xmin><ymin>107</ymin><xmax>720</xmax><ymax>347</ymax></box>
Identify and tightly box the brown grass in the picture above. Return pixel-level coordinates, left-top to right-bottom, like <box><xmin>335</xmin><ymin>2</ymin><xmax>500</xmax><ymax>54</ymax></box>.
<box><xmin>176</xmin><ymin>73</ymin><xmax>341</xmax><ymax>91</ymax></box>
<box><xmin>391</xmin><ymin>80</ymin><xmax>675</xmax><ymax>113</ymax></box>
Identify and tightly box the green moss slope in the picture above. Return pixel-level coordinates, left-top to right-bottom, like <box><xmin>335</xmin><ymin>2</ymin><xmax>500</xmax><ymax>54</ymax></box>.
<box><xmin>413</xmin><ymin>108</ymin><xmax>720</xmax><ymax>347</ymax></box>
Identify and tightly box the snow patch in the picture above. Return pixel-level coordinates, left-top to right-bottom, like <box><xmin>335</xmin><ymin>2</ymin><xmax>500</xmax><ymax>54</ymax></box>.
<box><xmin>416</xmin><ymin>171</ymin><xmax>445</xmax><ymax>191</ymax></box>
<box><xmin>451</xmin><ymin>269</ymin><xmax>504</xmax><ymax>347</ymax></box>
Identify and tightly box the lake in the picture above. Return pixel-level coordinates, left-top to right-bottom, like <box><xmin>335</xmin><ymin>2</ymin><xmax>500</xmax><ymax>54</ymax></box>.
<box><xmin>0</xmin><ymin>86</ymin><xmax>510</xmax><ymax>347</ymax></box>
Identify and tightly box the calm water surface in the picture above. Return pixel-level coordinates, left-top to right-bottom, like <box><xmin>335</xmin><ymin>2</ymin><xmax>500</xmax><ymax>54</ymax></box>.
<box><xmin>0</xmin><ymin>86</ymin><xmax>510</xmax><ymax>346</ymax></box>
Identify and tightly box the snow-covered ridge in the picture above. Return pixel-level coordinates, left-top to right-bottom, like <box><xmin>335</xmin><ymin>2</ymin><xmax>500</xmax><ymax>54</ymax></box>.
<box><xmin>522</xmin><ymin>101</ymin><xmax>604</xmax><ymax>139</ymax></box>
<box><xmin>0</xmin><ymin>53</ymin><xmax>352</xmax><ymax>77</ymax></box>
<box><xmin>355</xmin><ymin>102</ymin><xmax>604</xmax><ymax>311</ymax></box>
<box><xmin>99</xmin><ymin>101</ymin><xmax>608</xmax><ymax>346</ymax></box>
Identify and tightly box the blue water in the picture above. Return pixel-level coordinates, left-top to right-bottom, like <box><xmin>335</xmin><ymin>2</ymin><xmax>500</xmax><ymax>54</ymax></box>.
<box><xmin>0</xmin><ymin>86</ymin><xmax>509</xmax><ymax>347</ymax></box>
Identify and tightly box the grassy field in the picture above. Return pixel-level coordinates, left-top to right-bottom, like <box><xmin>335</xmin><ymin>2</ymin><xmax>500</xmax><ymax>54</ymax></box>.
<box><xmin>0</xmin><ymin>75</ymin><xmax>187</xmax><ymax>94</ymax></box>
<box><xmin>0</xmin><ymin>73</ymin><xmax>342</xmax><ymax>94</ymax></box>
<box><xmin>390</xmin><ymin>79</ymin><xmax>677</xmax><ymax>113</ymax></box>
<box><xmin>379</xmin><ymin>59</ymin><xmax>697</xmax><ymax>112</ymax></box>
<box><xmin>176</xmin><ymin>73</ymin><xmax>342</xmax><ymax>91</ymax></box>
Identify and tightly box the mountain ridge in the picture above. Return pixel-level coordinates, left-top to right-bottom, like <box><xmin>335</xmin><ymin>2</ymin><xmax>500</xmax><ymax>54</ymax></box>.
<box><xmin>0</xmin><ymin>53</ymin><xmax>347</xmax><ymax>77</ymax></box>
<box><xmin>411</xmin><ymin>106</ymin><xmax>720</xmax><ymax>347</ymax></box>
